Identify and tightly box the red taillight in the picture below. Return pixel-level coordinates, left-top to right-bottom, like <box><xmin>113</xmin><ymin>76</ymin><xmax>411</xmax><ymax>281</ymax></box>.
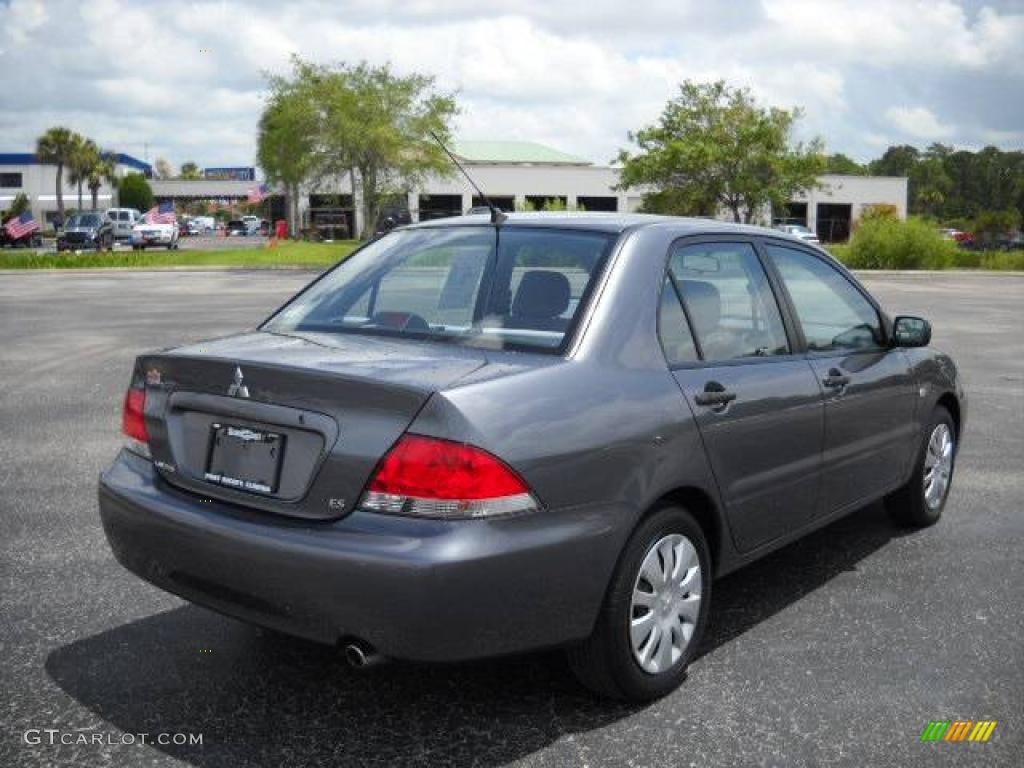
<box><xmin>121</xmin><ymin>387</ymin><xmax>148</xmax><ymax>443</ymax></box>
<box><xmin>361</xmin><ymin>435</ymin><xmax>538</xmax><ymax>518</ymax></box>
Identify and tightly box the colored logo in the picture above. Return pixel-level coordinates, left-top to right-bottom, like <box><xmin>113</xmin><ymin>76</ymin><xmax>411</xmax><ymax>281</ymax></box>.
<box><xmin>920</xmin><ymin>720</ymin><xmax>997</xmax><ymax>742</ymax></box>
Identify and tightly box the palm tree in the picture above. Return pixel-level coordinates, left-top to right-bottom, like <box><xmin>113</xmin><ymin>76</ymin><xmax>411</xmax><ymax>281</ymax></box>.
<box><xmin>87</xmin><ymin>153</ymin><xmax>120</xmax><ymax>210</ymax></box>
<box><xmin>68</xmin><ymin>137</ymin><xmax>98</xmax><ymax>212</ymax></box>
<box><xmin>35</xmin><ymin>127</ymin><xmax>83</xmax><ymax>220</ymax></box>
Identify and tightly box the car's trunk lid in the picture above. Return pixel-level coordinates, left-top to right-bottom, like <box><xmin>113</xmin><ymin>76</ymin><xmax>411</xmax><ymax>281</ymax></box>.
<box><xmin>139</xmin><ymin>330</ymin><xmax>488</xmax><ymax>519</ymax></box>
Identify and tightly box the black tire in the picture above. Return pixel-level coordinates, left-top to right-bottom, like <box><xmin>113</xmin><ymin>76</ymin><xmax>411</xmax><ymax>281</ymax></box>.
<box><xmin>885</xmin><ymin>406</ymin><xmax>957</xmax><ymax>527</ymax></box>
<box><xmin>567</xmin><ymin>505</ymin><xmax>711</xmax><ymax>701</ymax></box>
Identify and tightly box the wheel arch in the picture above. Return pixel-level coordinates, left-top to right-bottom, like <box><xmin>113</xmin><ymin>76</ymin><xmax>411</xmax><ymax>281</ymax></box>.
<box><xmin>936</xmin><ymin>392</ymin><xmax>961</xmax><ymax>439</ymax></box>
<box><xmin>649</xmin><ymin>485</ymin><xmax>725</xmax><ymax>576</ymax></box>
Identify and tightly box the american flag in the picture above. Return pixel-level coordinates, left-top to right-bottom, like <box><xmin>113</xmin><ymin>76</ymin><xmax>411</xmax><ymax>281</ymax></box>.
<box><xmin>4</xmin><ymin>211</ymin><xmax>40</xmax><ymax>239</ymax></box>
<box><xmin>144</xmin><ymin>203</ymin><xmax>176</xmax><ymax>224</ymax></box>
<box><xmin>247</xmin><ymin>184</ymin><xmax>269</xmax><ymax>203</ymax></box>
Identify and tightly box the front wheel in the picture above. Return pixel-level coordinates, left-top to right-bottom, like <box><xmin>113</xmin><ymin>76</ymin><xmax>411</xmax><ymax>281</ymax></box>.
<box><xmin>567</xmin><ymin>505</ymin><xmax>710</xmax><ymax>701</ymax></box>
<box><xmin>886</xmin><ymin>406</ymin><xmax>957</xmax><ymax>527</ymax></box>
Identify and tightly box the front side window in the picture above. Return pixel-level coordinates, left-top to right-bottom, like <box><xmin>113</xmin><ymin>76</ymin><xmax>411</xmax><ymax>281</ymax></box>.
<box><xmin>668</xmin><ymin>242</ymin><xmax>789</xmax><ymax>361</ymax></box>
<box><xmin>766</xmin><ymin>244</ymin><xmax>882</xmax><ymax>351</ymax></box>
<box><xmin>264</xmin><ymin>226</ymin><xmax>615</xmax><ymax>353</ymax></box>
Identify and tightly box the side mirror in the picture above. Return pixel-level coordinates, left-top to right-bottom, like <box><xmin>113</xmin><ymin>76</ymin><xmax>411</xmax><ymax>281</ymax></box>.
<box><xmin>892</xmin><ymin>316</ymin><xmax>931</xmax><ymax>348</ymax></box>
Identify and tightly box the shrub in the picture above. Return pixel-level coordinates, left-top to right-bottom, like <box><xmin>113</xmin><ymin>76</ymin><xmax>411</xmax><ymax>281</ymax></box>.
<box><xmin>118</xmin><ymin>172</ymin><xmax>154</xmax><ymax>212</ymax></box>
<box><xmin>980</xmin><ymin>251</ymin><xmax>1024</xmax><ymax>271</ymax></box>
<box><xmin>840</xmin><ymin>216</ymin><xmax>958</xmax><ymax>270</ymax></box>
<box><xmin>858</xmin><ymin>203</ymin><xmax>899</xmax><ymax>223</ymax></box>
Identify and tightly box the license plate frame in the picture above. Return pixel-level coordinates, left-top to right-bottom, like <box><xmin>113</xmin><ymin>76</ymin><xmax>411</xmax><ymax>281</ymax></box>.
<box><xmin>204</xmin><ymin>423</ymin><xmax>285</xmax><ymax>495</ymax></box>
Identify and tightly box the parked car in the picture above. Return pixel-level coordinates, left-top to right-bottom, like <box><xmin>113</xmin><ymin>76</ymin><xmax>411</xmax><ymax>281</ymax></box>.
<box><xmin>130</xmin><ymin>219</ymin><xmax>179</xmax><ymax>250</ymax></box>
<box><xmin>99</xmin><ymin>214</ymin><xmax>964</xmax><ymax>702</ymax></box>
<box><xmin>241</xmin><ymin>215</ymin><xmax>263</xmax><ymax>235</ymax></box>
<box><xmin>774</xmin><ymin>223</ymin><xmax>821</xmax><ymax>244</ymax></box>
<box><xmin>191</xmin><ymin>216</ymin><xmax>216</xmax><ymax>234</ymax></box>
<box><xmin>105</xmin><ymin>208</ymin><xmax>142</xmax><ymax>240</ymax></box>
<box><xmin>57</xmin><ymin>212</ymin><xmax>115</xmax><ymax>251</ymax></box>
<box><xmin>225</xmin><ymin>219</ymin><xmax>250</xmax><ymax>236</ymax></box>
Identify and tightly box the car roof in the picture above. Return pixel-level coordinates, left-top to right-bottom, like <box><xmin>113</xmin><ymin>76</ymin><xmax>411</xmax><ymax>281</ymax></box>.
<box><xmin>403</xmin><ymin>211</ymin><xmax>786</xmax><ymax>237</ymax></box>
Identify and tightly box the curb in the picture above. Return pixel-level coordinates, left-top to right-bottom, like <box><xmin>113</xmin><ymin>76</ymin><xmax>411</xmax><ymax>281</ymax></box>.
<box><xmin>0</xmin><ymin>265</ymin><xmax>328</xmax><ymax>275</ymax></box>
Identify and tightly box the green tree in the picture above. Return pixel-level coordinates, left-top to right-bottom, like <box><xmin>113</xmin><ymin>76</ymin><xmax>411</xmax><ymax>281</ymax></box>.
<box><xmin>262</xmin><ymin>57</ymin><xmax>458</xmax><ymax>238</ymax></box>
<box><xmin>973</xmin><ymin>209</ymin><xmax>1021</xmax><ymax>245</ymax></box>
<box><xmin>35</xmin><ymin>126</ymin><xmax>83</xmax><ymax>219</ymax></box>
<box><xmin>825</xmin><ymin>153</ymin><xmax>867</xmax><ymax>175</ymax></box>
<box><xmin>2</xmin><ymin>192</ymin><xmax>31</xmax><ymax>221</ymax></box>
<box><xmin>68</xmin><ymin>137</ymin><xmax>100</xmax><ymax>212</ymax></box>
<box><xmin>119</xmin><ymin>173</ymin><xmax>154</xmax><ymax>212</ymax></box>
<box><xmin>87</xmin><ymin>154</ymin><xmax>120</xmax><ymax>210</ymax></box>
<box><xmin>617</xmin><ymin>81</ymin><xmax>825</xmax><ymax>223</ymax></box>
<box><xmin>868</xmin><ymin>145</ymin><xmax>920</xmax><ymax>177</ymax></box>
<box><xmin>258</xmin><ymin>74</ymin><xmax>321</xmax><ymax>237</ymax></box>
<box><xmin>910</xmin><ymin>155</ymin><xmax>953</xmax><ymax>218</ymax></box>
<box><xmin>179</xmin><ymin>162</ymin><xmax>202</xmax><ymax>180</ymax></box>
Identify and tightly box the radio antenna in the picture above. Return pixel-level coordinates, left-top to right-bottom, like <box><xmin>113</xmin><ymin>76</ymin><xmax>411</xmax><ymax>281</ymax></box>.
<box><xmin>430</xmin><ymin>131</ymin><xmax>507</xmax><ymax>226</ymax></box>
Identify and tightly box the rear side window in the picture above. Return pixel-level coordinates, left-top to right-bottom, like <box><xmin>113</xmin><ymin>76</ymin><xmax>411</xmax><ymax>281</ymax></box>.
<box><xmin>264</xmin><ymin>227</ymin><xmax>615</xmax><ymax>353</ymax></box>
<box><xmin>766</xmin><ymin>244</ymin><xmax>882</xmax><ymax>351</ymax></box>
<box><xmin>658</xmin><ymin>277</ymin><xmax>698</xmax><ymax>365</ymax></box>
<box><xmin>668</xmin><ymin>242</ymin><xmax>789</xmax><ymax>361</ymax></box>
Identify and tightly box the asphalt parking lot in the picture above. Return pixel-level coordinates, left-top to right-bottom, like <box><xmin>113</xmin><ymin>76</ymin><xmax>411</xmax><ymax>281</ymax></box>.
<box><xmin>1</xmin><ymin>269</ymin><xmax>1021</xmax><ymax>767</ymax></box>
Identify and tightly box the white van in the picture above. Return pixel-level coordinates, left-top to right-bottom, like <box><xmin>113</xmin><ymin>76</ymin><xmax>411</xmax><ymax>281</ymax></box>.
<box><xmin>105</xmin><ymin>208</ymin><xmax>142</xmax><ymax>240</ymax></box>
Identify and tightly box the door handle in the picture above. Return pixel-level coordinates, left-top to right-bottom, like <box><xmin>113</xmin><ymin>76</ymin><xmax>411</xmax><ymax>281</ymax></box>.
<box><xmin>822</xmin><ymin>368</ymin><xmax>851</xmax><ymax>388</ymax></box>
<box><xmin>695</xmin><ymin>381</ymin><xmax>737</xmax><ymax>408</ymax></box>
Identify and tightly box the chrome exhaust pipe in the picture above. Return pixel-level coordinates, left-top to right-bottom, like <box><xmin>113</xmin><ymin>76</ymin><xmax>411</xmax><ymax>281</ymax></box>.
<box><xmin>344</xmin><ymin>641</ymin><xmax>384</xmax><ymax>669</ymax></box>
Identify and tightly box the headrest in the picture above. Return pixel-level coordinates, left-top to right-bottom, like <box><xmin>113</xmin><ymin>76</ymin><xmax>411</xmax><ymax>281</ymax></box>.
<box><xmin>512</xmin><ymin>270</ymin><xmax>571</xmax><ymax>320</ymax></box>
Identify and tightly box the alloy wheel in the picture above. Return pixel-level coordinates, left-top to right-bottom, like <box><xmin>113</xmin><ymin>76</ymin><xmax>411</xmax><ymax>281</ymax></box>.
<box><xmin>923</xmin><ymin>423</ymin><xmax>954</xmax><ymax>510</ymax></box>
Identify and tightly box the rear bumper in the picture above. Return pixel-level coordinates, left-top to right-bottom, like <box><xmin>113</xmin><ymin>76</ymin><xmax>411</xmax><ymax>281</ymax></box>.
<box><xmin>98</xmin><ymin>450</ymin><xmax>629</xmax><ymax>662</ymax></box>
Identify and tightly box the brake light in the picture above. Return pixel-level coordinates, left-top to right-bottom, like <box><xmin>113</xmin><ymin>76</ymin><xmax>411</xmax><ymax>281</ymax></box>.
<box><xmin>121</xmin><ymin>387</ymin><xmax>148</xmax><ymax>443</ymax></box>
<box><xmin>360</xmin><ymin>435</ymin><xmax>539</xmax><ymax>518</ymax></box>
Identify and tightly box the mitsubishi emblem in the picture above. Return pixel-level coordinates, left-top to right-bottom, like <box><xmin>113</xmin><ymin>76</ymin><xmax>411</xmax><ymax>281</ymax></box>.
<box><xmin>227</xmin><ymin>366</ymin><xmax>250</xmax><ymax>398</ymax></box>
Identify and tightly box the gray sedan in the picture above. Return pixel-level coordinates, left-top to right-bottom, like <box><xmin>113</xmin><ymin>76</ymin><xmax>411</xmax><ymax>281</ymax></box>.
<box><xmin>98</xmin><ymin>213</ymin><xmax>964</xmax><ymax>701</ymax></box>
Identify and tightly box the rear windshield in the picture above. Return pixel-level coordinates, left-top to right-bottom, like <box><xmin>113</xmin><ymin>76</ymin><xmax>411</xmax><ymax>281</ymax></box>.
<box><xmin>262</xmin><ymin>226</ymin><xmax>616</xmax><ymax>353</ymax></box>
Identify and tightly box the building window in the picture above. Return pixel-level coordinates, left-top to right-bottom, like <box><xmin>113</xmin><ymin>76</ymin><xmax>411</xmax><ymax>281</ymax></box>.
<box><xmin>0</xmin><ymin>172</ymin><xmax>23</xmax><ymax>188</ymax></box>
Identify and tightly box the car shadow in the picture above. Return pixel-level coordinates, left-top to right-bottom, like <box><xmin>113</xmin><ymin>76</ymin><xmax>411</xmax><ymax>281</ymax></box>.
<box><xmin>45</xmin><ymin>502</ymin><xmax>909</xmax><ymax>767</ymax></box>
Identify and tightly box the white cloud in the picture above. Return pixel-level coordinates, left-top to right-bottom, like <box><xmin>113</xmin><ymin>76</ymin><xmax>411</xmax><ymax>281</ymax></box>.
<box><xmin>885</xmin><ymin>106</ymin><xmax>956</xmax><ymax>140</ymax></box>
<box><xmin>0</xmin><ymin>0</ymin><xmax>1020</xmax><ymax>168</ymax></box>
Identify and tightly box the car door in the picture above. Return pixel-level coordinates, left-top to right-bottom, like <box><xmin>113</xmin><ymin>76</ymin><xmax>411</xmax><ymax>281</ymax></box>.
<box><xmin>762</xmin><ymin>242</ymin><xmax>918</xmax><ymax>516</ymax></box>
<box><xmin>661</xmin><ymin>239</ymin><xmax>825</xmax><ymax>553</ymax></box>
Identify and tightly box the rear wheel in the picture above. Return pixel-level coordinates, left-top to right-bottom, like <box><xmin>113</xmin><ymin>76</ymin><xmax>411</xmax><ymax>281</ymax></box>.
<box><xmin>567</xmin><ymin>505</ymin><xmax>710</xmax><ymax>701</ymax></box>
<box><xmin>886</xmin><ymin>406</ymin><xmax>957</xmax><ymax>527</ymax></box>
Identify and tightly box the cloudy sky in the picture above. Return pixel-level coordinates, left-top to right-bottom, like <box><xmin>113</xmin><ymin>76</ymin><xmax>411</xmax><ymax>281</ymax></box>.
<box><xmin>1</xmin><ymin>0</ymin><xmax>1022</xmax><ymax>171</ymax></box>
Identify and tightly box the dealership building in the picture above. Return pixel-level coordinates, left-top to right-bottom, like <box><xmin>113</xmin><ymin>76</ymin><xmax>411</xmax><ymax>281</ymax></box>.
<box><xmin>2</xmin><ymin>141</ymin><xmax>907</xmax><ymax>242</ymax></box>
<box><xmin>0</xmin><ymin>152</ymin><xmax>153</xmax><ymax>226</ymax></box>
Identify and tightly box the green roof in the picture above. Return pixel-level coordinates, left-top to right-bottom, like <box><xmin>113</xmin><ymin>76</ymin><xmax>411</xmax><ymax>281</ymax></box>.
<box><xmin>453</xmin><ymin>140</ymin><xmax>591</xmax><ymax>166</ymax></box>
